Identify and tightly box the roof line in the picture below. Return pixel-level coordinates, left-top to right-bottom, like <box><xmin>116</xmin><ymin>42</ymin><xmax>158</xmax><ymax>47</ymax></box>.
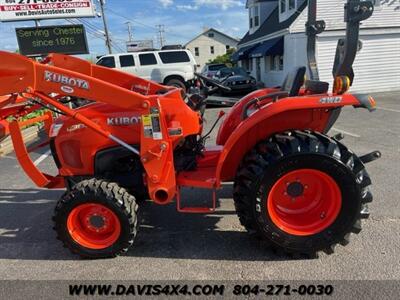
<box><xmin>238</xmin><ymin>0</ymin><xmax>307</xmax><ymax>46</ymax></box>
<box><xmin>184</xmin><ymin>28</ymin><xmax>240</xmax><ymax>47</ymax></box>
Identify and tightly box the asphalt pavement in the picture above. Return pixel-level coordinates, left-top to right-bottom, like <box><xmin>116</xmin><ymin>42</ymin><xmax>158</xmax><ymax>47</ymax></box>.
<box><xmin>0</xmin><ymin>91</ymin><xmax>399</xmax><ymax>281</ymax></box>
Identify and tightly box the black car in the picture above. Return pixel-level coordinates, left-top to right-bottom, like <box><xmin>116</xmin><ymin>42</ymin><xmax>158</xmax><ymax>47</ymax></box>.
<box><xmin>214</xmin><ymin>67</ymin><xmax>257</xmax><ymax>94</ymax></box>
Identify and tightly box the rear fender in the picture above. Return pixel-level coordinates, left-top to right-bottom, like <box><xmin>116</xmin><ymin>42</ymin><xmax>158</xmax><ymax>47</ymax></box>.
<box><xmin>215</xmin><ymin>93</ymin><xmax>373</xmax><ymax>183</ymax></box>
<box><xmin>216</xmin><ymin>87</ymin><xmax>280</xmax><ymax>145</ymax></box>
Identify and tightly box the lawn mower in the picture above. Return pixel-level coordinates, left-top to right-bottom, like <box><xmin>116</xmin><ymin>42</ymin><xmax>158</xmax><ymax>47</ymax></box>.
<box><xmin>0</xmin><ymin>0</ymin><xmax>381</xmax><ymax>258</ymax></box>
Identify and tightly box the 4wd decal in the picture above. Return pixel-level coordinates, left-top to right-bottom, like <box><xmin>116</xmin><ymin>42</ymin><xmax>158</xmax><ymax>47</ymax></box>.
<box><xmin>320</xmin><ymin>96</ymin><xmax>342</xmax><ymax>104</ymax></box>
<box><xmin>44</xmin><ymin>70</ymin><xmax>90</xmax><ymax>90</ymax></box>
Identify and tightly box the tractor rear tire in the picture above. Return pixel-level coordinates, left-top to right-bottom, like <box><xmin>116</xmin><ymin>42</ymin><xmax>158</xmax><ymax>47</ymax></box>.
<box><xmin>233</xmin><ymin>131</ymin><xmax>372</xmax><ymax>256</ymax></box>
<box><xmin>53</xmin><ymin>179</ymin><xmax>138</xmax><ymax>259</ymax></box>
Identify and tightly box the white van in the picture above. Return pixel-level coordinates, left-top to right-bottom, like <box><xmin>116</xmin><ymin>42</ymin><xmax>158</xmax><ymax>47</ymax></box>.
<box><xmin>96</xmin><ymin>50</ymin><xmax>197</xmax><ymax>92</ymax></box>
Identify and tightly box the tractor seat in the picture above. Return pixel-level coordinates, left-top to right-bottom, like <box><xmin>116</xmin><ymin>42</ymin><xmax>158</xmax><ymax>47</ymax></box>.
<box><xmin>305</xmin><ymin>79</ymin><xmax>330</xmax><ymax>94</ymax></box>
<box><xmin>280</xmin><ymin>66</ymin><xmax>330</xmax><ymax>96</ymax></box>
<box><xmin>280</xmin><ymin>66</ymin><xmax>307</xmax><ymax>97</ymax></box>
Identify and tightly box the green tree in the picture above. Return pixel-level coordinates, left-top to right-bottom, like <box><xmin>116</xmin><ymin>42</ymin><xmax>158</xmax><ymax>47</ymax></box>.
<box><xmin>208</xmin><ymin>48</ymin><xmax>236</xmax><ymax>66</ymax></box>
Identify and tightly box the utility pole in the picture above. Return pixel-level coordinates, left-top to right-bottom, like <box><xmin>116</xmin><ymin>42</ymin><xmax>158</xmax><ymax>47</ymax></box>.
<box><xmin>125</xmin><ymin>21</ymin><xmax>133</xmax><ymax>42</ymax></box>
<box><xmin>156</xmin><ymin>24</ymin><xmax>166</xmax><ymax>48</ymax></box>
<box><xmin>99</xmin><ymin>0</ymin><xmax>112</xmax><ymax>54</ymax></box>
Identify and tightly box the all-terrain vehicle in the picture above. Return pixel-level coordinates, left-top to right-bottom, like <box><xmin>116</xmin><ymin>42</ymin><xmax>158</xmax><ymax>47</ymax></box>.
<box><xmin>0</xmin><ymin>0</ymin><xmax>380</xmax><ymax>258</ymax></box>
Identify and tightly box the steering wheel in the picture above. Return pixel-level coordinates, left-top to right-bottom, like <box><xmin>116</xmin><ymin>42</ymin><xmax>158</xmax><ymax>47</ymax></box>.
<box><xmin>194</xmin><ymin>72</ymin><xmax>231</xmax><ymax>92</ymax></box>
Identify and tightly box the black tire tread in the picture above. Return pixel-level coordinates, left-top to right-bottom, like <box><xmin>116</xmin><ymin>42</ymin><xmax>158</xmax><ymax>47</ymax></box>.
<box><xmin>53</xmin><ymin>178</ymin><xmax>138</xmax><ymax>259</ymax></box>
<box><xmin>233</xmin><ymin>130</ymin><xmax>373</xmax><ymax>257</ymax></box>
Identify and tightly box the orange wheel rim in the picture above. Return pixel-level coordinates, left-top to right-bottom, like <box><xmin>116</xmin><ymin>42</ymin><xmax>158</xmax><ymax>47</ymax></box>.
<box><xmin>67</xmin><ymin>203</ymin><xmax>121</xmax><ymax>249</ymax></box>
<box><xmin>267</xmin><ymin>169</ymin><xmax>342</xmax><ymax>236</ymax></box>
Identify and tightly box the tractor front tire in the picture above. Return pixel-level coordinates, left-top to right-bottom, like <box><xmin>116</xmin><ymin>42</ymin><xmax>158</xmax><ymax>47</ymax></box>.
<box><xmin>53</xmin><ymin>179</ymin><xmax>138</xmax><ymax>259</ymax></box>
<box><xmin>234</xmin><ymin>131</ymin><xmax>372</xmax><ymax>256</ymax></box>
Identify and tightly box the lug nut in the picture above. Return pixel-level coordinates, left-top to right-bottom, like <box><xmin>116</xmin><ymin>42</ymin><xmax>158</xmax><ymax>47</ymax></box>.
<box><xmin>321</xmin><ymin>212</ymin><xmax>326</xmax><ymax>219</ymax></box>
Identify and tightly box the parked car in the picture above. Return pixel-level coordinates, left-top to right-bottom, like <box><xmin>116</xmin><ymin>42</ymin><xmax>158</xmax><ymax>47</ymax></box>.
<box><xmin>96</xmin><ymin>50</ymin><xmax>197</xmax><ymax>92</ymax></box>
<box><xmin>201</xmin><ymin>63</ymin><xmax>227</xmax><ymax>78</ymax></box>
<box><xmin>214</xmin><ymin>67</ymin><xmax>257</xmax><ymax>94</ymax></box>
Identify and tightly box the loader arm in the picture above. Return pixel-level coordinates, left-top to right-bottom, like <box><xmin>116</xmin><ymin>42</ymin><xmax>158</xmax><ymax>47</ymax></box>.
<box><xmin>0</xmin><ymin>51</ymin><xmax>201</xmax><ymax>203</ymax></box>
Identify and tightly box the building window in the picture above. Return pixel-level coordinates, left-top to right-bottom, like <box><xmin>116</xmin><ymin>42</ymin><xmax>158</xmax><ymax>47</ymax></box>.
<box><xmin>194</xmin><ymin>47</ymin><xmax>200</xmax><ymax>56</ymax></box>
<box><xmin>280</xmin><ymin>0</ymin><xmax>286</xmax><ymax>13</ymax></box>
<box><xmin>270</xmin><ymin>55</ymin><xmax>284</xmax><ymax>71</ymax></box>
<box><xmin>226</xmin><ymin>45</ymin><xmax>230</xmax><ymax>51</ymax></box>
<box><xmin>270</xmin><ymin>56</ymin><xmax>276</xmax><ymax>71</ymax></box>
<box><xmin>254</xmin><ymin>6</ymin><xmax>260</xmax><ymax>27</ymax></box>
<box><xmin>210</xmin><ymin>46</ymin><xmax>215</xmax><ymax>54</ymax></box>
<box><xmin>249</xmin><ymin>17</ymin><xmax>253</xmax><ymax>28</ymax></box>
<box><xmin>289</xmin><ymin>0</ymin><xmax>296</xmax><ymax>10</ymax></box>
<box><xmin>208</xmin><ymin>32</ymin><xmax>214</xmax><ymax>38</ymax></box>
<box><xmin>248</xmin><ymin>59</ymin><xmax>253</xmax><ymax>71</ymax></box>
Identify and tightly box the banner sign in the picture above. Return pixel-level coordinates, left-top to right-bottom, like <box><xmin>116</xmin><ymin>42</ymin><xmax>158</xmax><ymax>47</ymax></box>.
<box><xmin>126</xmin><ymin>40</ymin><xmax>154</xmax><ymax>52</ymax></box>
<box><xmin>16</xmin><ymin>24</ymin><xmax>89</xmax><ymax>56</ymax></box>
<box><xmin>0</xmin><ymin>0</ymin><xmax>96</xmax><ymax>22</ymax></box>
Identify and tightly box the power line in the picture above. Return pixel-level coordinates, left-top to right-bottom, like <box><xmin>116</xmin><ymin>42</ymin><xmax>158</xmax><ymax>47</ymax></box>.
<box><xmin>106</xmin><ymin>8</ymin><xmax>156</xmax><ymax>30</ymax></box>
<box><xmin>65</xmin><ymin>19</ymin><xmax>125</xmax><ymax>53</ymax></box>
<box><xmin>79</xmin><ymin>19</ymin><xmax>103</xmax><ymax>33</ymax></box>
<box><xmin>69</xmin><ymin>19</ymin><xmax>125</xmax><ymax>52</ymax></box>
<box><xmin>105</xmin><ymin>8</ymin><xmax>188</xmax><ymax>41</ymax></box>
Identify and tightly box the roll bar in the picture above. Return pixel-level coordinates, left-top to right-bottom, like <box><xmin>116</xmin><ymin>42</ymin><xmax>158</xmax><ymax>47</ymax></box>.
<box><xmin>306</xmin><ymin>0</ymin><xmax>374</xmax><ymax>87</ymax></box>
<box><xmin>305</xmin><ymin>0</ymin><xmax>326</xmax><ymax>81</ymax></box>
<box><xmin>332</xmin><ymin>0</ymin><xmax>374</xmax><ymax>85</ymax></box>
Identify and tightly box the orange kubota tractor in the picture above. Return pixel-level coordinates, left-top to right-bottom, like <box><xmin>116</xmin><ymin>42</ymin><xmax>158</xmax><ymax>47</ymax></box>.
<box><xmin>0</xmin><ymin>0</ymin><xmax>381</xmax><ymax>258</ymax></box>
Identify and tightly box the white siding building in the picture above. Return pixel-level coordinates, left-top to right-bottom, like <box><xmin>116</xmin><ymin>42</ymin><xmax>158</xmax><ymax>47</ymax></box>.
<box><xmin>185</xmin><ymin>28</ymin><xmax>239</xmax><ymax>69</ymax></box>
<box><xmin>235</xmin><ymin>0</ymin><xmax>400</xmax><ymax>92</ymax></box>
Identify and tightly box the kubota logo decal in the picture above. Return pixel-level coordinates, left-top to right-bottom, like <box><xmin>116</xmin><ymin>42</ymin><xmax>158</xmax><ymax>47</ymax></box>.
<box><xmin>44</xmin><ymin>71</ymin><xmax>90</xmax><ymax>90</ymax></box>
<box><xmin>320</xmin><ymin>96</ymin><xmax>342</xmax><ymax>104</ymax></box>
<box><xmin>107</xmin><ymin>117</ymin><xmax>141</xmax><ymax>126</ymax></box>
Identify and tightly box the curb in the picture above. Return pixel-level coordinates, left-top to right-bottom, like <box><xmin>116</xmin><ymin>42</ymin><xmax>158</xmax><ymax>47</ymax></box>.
<box><xmin>0</xmin><ymin>126</ymin><xmax>40</xmax><ymax>157</ymax></box>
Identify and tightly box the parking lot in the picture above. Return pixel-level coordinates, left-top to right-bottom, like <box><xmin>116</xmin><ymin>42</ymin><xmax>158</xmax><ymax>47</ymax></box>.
<box><xmin>0</xmin><ymin>91</ymin><xmax>399</xmax><ymax>281</ymax></box>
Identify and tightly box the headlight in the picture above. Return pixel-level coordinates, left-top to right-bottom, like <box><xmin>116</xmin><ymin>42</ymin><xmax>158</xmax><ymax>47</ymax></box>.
<box><xmin>49</xmin><ymin>123</ymin><xmax>63</xmax><ymax>138</ymax></box>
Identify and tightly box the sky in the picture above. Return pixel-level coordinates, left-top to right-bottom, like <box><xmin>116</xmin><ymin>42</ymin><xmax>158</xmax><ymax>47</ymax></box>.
<box><xmin>0</xmin><ymin>0</ymin><xmax>249</xmax><ymax>57</ymax></box>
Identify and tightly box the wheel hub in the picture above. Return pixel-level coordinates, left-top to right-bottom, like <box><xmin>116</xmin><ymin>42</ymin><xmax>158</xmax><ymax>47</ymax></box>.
<box><xmin>267</xmin><ymin>169</ymin><xmax>342</xmax><ymax>236</ymax></box>
<box><xmin>67</xmin><ymin>203</ymin><xmax>121</xmax><ymax>250</ymax></box>
<box><xmin>87</xmin><ymin>215</ymin><xmax>106</xmax><ymax>230</ymax></box>
<box><xmin>286</xmin><ymin>182</ymin><xmax>304</xmax><ymax>198</ymax></box>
